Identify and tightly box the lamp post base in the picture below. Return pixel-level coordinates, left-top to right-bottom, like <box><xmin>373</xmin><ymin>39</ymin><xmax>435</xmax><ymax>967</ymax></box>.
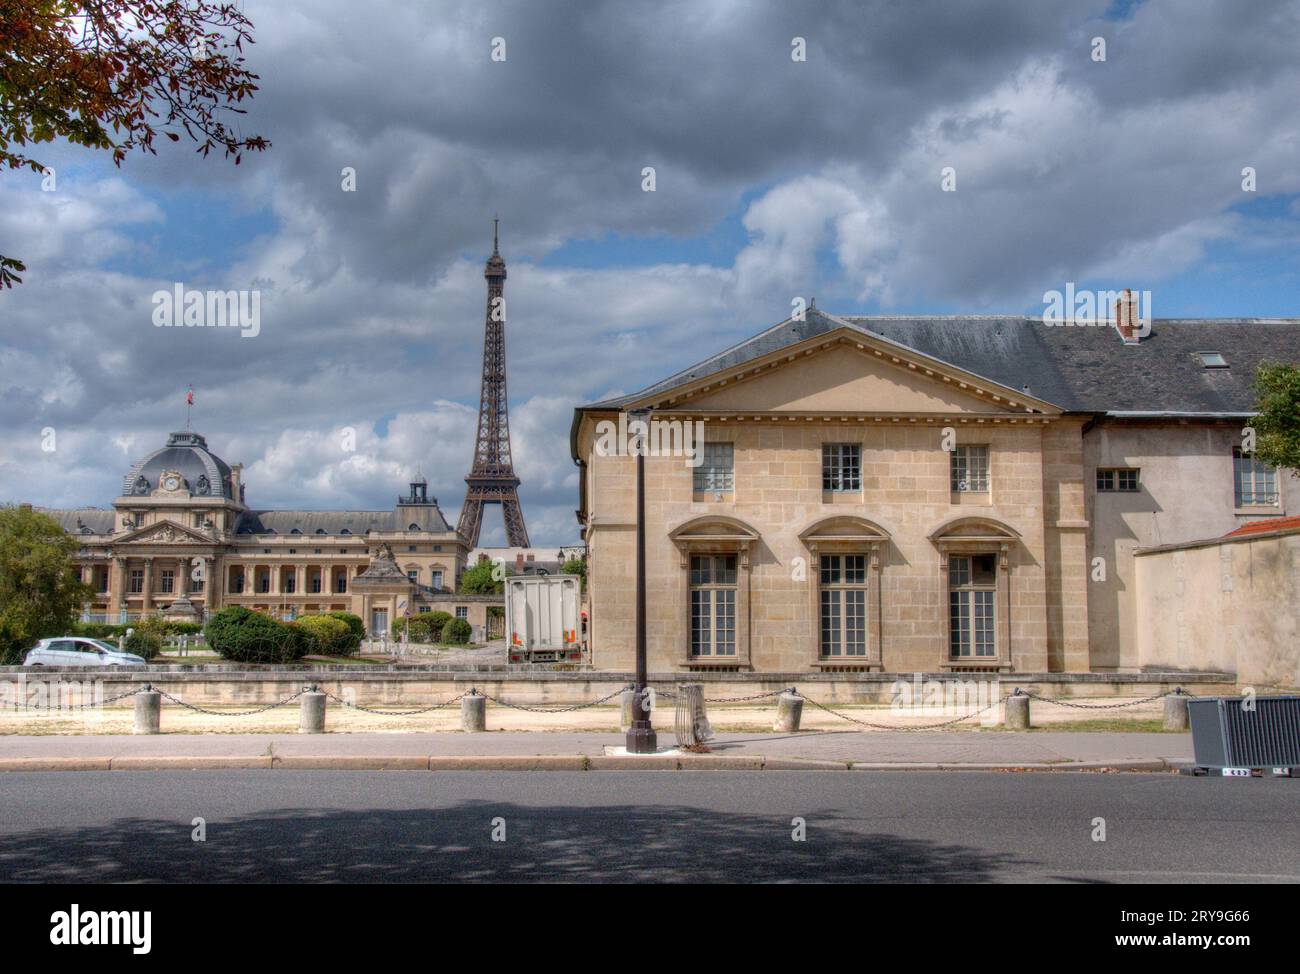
<box><xmin>625</xmin><ymin>723</ymin><xmax>658</xmax><ymax>754</ymax></box>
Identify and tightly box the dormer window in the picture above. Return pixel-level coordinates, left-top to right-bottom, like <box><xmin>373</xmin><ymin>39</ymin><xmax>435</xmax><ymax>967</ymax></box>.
<box><xmin>340</xmin><ymin>529</ymin><xmax>351</xmax><ymax>535</ymax></box>
<box><xmin>408</xmin><ymin>523</ymin><xmax>420</xmax><ymax>532</ymax></box>
<box><xmin>1196</xmin><ymin>351</ymin><xmax>1228</xmax><ymax>369</ymax></box>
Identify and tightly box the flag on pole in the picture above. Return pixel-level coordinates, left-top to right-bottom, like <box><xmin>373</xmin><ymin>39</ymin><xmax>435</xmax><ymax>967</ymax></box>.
<box><xmin>187</xmin><ymin>388</ymin><xmax>194</xmax><ymax>406</ymax></box>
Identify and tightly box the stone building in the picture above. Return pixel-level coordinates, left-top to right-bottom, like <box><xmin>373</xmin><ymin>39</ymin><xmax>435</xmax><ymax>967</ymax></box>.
<box><xmin>40</xmin><ymin>428</ymin><xmax>494</xmax><ymax>637</ymax></box>
<box><xmin>570</xmin><ymin>307</ymin><xmax>1299</xmax><ymax>674</ymax></box>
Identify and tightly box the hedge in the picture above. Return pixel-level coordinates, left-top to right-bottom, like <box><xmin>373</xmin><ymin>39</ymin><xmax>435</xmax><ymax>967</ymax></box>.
<box><xmin>441</xmin><ymin>617</ymin><xmax>472</xmax><ymax>645</ymax></box>
<box><xmin>123</xmin><ymin>630</ymin><xmax>164</xmax><ymax>660</ymax></box>
<box><xmin>324</xmin><ymin>611</ymin><xmax>364</xmax><ymax>654</ymax></box>
<box><xmin>205</xmin><ymin>607</ymin><xmax>309</xmax><ymax>664</ymax></box>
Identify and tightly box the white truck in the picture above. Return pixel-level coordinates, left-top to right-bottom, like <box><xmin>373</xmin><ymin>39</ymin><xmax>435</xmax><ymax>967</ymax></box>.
<box><xmin>505</xmin><ymin>574</ymin><xmax>583</xmax><ymax>664</ymax></box>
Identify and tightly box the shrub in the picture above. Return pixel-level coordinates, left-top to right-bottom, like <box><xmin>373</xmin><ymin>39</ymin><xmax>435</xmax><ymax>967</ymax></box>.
<box><xmin>325</xmin><ymin>611</ymin><xmax>364</xmax><ymax>654</ymax></box>
<box><xmin>442</xmin><ymin>617</ymin><xmax>472</xmax><ymax>645</ymax></box>
<box><xmin>297</xmin><ymin>614</ymin><xmax>350</xmax><ymax>656</ymax></box>
<box><xmin>73</xmin><ymin>622</ymin><xmax>127</xmax><ymax>639</ymax></box>
<box><xmin>205</xmin><ymin>606</ymin><xmax>308</xmax><ymax>664</ymax></box>
<box><xmin>397</xmin><ymin>611</ymin><xmax>451</xmax><ymax>643</ymax></box>
<box><xmin>123</xmin><ymin>629</ymin><xmax>163</xmax><ymax>660</ymax></box>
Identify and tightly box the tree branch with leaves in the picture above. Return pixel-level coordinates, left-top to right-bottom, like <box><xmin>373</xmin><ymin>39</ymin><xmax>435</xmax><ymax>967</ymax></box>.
<box><xmin>1</xmin><ymin>0</ymin><xmax>269</xmax><ymax>287</ymax></box>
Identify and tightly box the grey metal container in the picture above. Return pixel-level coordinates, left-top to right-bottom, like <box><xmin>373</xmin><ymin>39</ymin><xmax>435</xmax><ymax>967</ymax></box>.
<box><xmin>1187</xmin><ymin>696</ymin><xmax>1300</xmax><ymax>773</ymax></box>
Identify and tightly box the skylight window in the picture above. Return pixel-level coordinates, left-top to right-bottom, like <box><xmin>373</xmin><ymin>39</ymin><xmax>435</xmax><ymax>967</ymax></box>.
<box><xmin>1196</xmin><ymin>351</ymin><xmax>1228</xmax><ymax>369</ymax></box>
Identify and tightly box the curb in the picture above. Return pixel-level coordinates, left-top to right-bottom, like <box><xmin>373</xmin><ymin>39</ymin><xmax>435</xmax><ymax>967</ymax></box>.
<box><xmin>0</xmin><ymin>754</ymin><xmax>1180</xmax><ymax>773</ymax></box>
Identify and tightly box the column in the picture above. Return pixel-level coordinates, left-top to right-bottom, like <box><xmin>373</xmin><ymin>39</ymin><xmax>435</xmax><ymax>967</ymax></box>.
<box><xmin>110</xmin><ymin>556</ymin><xmax>126</xmax><ymax>611</ymax></box>
<box><xmin>205</xmin><ymin>556</ymin><xmax>219</xmax><ymax>613</ymax></box>
<box><xmin>141</xmin><ymin>557</ymin><xmax>154</xmax><ymax>613</ymax></box>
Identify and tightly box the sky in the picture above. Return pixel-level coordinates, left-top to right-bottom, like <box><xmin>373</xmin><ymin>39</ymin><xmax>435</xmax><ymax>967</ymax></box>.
<box><xmin>2</xmin><ymin>0</ymin><xmax>1298</xmax><ymax>546</ymax></box>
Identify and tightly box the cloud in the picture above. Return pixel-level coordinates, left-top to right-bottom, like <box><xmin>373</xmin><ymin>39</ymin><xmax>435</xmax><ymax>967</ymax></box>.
<box><xmin>3</xmin><ymin>0</ymin><xmax>1298</xmax><ymax>544</ymax></box>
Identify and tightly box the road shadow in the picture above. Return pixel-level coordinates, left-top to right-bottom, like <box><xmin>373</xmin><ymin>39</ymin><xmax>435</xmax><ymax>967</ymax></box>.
<box><xmin>0</xmin><ymin>799</ymin><xmax>1022</xmax><ymax>883</ymax></box>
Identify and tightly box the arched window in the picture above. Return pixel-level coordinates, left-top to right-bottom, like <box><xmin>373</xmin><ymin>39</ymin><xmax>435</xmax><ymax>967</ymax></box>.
<box><xmin>315</xmin><ymin>529</ymin><xmax>327</xmax><ymax>535</ymax></box>
<box><xmin>290</xmin><ymin>528</ymin><xmax>302</xmax><ymax>535</ymax></box>
<box><xmin>798</xmin><ymin>516</ymin><xmax>892</xmax><ymax>668</ymax></box>
<box><xmin>668</xmin><ymin>516</ymin><xmax>760</xmax><ymax>668</ymax></box>
<box><xmin>408</xmin><ymin>523</ymin><xmax>420</xmax><ymax>532</ymax></box>
<box><xmin>927</xmin><ymin>516</ymin><xmax>1021</xmax><ymax>670</ymax></box>
<box><xmin>340</xmin><ymin>529</ymin><xmax>351</xmax><ymax>535</ymax></box>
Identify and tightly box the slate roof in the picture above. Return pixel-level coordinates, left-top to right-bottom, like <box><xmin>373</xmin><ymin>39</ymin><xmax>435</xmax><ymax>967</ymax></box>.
<box><xmin>581</xmin><ymin>310</ymin><xmax>1300</xmax><ymax>415</ymax></box>
<box><xmin>38</xmin><ymin>508</ymin><xmax>116</xmax><ymax>535</ymax></box>
<box><xmin>234</xmin><ymin>505</ymin><xmax>452</xmax><ymax>536</ymax></box>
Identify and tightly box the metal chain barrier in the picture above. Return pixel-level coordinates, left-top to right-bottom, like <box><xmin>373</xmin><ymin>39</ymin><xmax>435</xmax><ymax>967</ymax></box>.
<box><xmin>154</xmin><ymin>686</ymin><xmax>307</xmax><ymax>717</ymax></box>
<box><xmin>798</xmin><ymin>691</ymin><xmax>1010</xmax><ymax>730</ymax></box>
<box><xmin>2</xmin><ymin>684</ymin><xmax>146</xmax><ymax>711</ymax></box>
<box><xmin>319</xmin><ymin>687</ymin><xmax>470</xmax><ymax>716</ymax></box>
<box><xmin>480</xmin><ymin>685</ymin><xmax>632</xmax><ymax>713</ymax></box>
<box><xmin>703</xmin><ymin>688</ymin><xmax>791</xmax><ymax>704</ymax></box>
<box><xmin>1020</xmin><ymin>687</ymin><xmax>1185</xmax><ymax>710</ymax></box>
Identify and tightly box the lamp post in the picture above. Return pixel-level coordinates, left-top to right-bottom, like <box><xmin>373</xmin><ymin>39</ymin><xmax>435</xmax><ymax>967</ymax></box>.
<box><xmin>625</xmin><ymin>407</ymin><xmax>657</xmax><ymax>754</ymax></box>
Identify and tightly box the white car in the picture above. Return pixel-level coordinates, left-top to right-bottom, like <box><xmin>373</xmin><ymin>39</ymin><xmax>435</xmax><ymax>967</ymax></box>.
<box><xmin>24</xmin><ymin>638</ymin><xmax>147</xmax><ymax>667</ymax></box>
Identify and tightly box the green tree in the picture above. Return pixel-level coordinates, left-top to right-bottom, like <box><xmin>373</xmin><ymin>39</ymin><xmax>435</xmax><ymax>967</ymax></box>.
<box><xmin>0</xmin><ymin>505</ymin><xmax>92</xmax><ymax>664</ymax></box>
<box><xmin>1</xmin><ymin>1</ymin><xmax>269</xmax><ymax>287</ymax></box>
<box><xmin>1252</xmin><ymin>362</ymin><xmax>1300</xmax><ymax>476</ymax></box>
<box><xmin>459</xmin><ymin>560</ymin><xmax>503</xmax><ymax>595</ymax></box>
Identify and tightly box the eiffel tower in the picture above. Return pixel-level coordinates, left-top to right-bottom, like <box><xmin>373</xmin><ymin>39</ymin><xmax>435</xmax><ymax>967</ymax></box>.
<box><xmin>457</xmin><ymin>220</ymin><xmax>531</xmax><ymax>547</ymax></box>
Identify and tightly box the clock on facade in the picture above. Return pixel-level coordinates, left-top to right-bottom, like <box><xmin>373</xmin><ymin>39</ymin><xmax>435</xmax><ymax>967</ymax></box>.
<box><xmin>163</xmin><ymin>474</ymin><xmax>181</xmax><ymax>491</ymax></box>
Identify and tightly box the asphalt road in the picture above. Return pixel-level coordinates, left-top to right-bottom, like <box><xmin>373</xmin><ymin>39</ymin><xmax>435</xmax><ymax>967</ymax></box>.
<box><xmin>0</xmin><ymin>771</ymin><xmax>1295</xmax><ymax>883</ymax></box>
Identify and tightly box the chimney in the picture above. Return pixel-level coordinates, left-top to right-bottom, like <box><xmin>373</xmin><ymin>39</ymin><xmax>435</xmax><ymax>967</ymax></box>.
<box><xmin>1115</xmin><ymin>289</ymin><xmax>1142</xmax><ymax>344</ymax></box>
<box><xmin>230</xmin><ymin>463</ymin><xmax>243</xmax><ymax>504</ymax></box>
<box><xmin>515</xmin><ymin>552</ymin><xmax>525</xmax><ymax>573</ymax></box>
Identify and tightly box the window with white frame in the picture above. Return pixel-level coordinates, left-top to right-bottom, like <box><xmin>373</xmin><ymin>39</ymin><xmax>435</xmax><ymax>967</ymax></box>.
<box><xmin>160</xmin><ymin>569</ymin><xmax>175</xmax><ymax>594</ymax></box>
<box><xmin>950</xmin><ymin>446</ymin><xmax>990</xmax><ymax>492</ymax></box>
<box><xmin>455</xmin><ymin>606</ymin><xmax>468</xmax><ymax>619</ymax></box>
<box><xmin>822</xmin><ymin>443</ymin><xmax>861</xmax><ymax>492</ymax></box>
<box><xmin>1096</xmin><ymin>468</ymin><xmax>1140</xmax><ymax>492</ymax></box>
<box><xmin>949</xmin><ymin>554</ymin><xmax>996</xmax><ymax>658</ymax></box>
<box><xmin>689</xmin><ymin>554</ymin><xmax>737</xmax><ymax>656</ymax></box>
<box><xmin>693</xmin><ymin>442</ymin><xmax>734</xmax><ymax>493</ymax></box>
<box><xmin>819</xmin><ymin>554</ymin><xmax>867</xmax><ymax>657</ymax></box>
<box><xmin>1233</xmin><ymin>448</ymin><xmax>1278</xmax><ymax>506</ymax></box>
<box><xmin>431</xmin><ymin>570</ymin><xmax>443</xmax><ymax>590</ymax></box>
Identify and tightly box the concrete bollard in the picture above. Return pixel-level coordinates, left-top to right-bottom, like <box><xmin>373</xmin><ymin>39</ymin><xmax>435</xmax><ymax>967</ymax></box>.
<box><xmin>1004</xmin><ymin>691</ymin><xmax>1031</xmax><ymax>730</ymax></box>
<box><xmin>1163</xmin><ymin>691</ymin><xmax>1190</xmax><ymax>731</ymax></box>
<box><xmin>461</xmin><ymin>691</ymin><xmax>486</xmax><ymax>732</ymax></box>
<box><xmin>619</xmin><ymin>689</ymin><xmax>635</xmax><ymax>732</ymax></box>
<box><xmin>298</xmin><ymin>688</ymin><xmax>326</xmax><ymax>734</ymax></box>
<box><xmin>133</xmin><ymin>688</ymin><xmax>161</xmax><ymax>735</ymax></box>
<box><xmin>774</xmin><ymin>692</ymin><xmax>804</xmax><ymax>732</ymax></box>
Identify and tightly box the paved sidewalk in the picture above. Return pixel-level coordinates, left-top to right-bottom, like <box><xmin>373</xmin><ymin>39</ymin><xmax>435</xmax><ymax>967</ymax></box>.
<box><xmin>0</xmin><ymin>728</ymin><xmax>1194</xmax><ymax>772</ymax></box>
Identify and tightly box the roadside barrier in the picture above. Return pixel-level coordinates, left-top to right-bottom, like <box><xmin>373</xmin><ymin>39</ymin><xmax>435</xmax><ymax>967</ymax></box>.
<box><xmin>1</xmin><ymin>679</ymin><xmax>1194</xmax><ymax>738</ymax></box>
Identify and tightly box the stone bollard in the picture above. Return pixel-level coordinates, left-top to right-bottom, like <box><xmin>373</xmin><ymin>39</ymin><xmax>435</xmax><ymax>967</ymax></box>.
<box><xmin>133</xmin><ymin>687</ymin><xmax>161</xmax><ymax>735</ymax></box>
<box><xmin>298</xmin><ymin>686</ymin><xmax>326</xmax><ymax>734</ymax></box>
<box><xmin>773</xmin><ymin>691</ymin><xmax>804</xmax><ymax>732</ymax></box>
<box><xmin>461</xmin><ymin>690</ymin><xmax>486</xmax><ymax>732</ymax></box>
<box><xmin>1004</xmin><ymin>690</ymin><xmax>1031</xmax><ymax>730</ymax></box>
<box><xmin>1163</xmin><ymin>690</ymin><xmax>1190</xmax><ymax>731</ymax></box>
<box><xmin>619</xmin><ymin>689</ymin><xmax>635</xmax><ymax>732</ymax></box>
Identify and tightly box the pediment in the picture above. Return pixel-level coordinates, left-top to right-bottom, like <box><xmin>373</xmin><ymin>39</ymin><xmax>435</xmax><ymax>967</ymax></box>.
<box><xmin>928</xmin><ymin>516</ymin><xmax>1022</xmax><ymax>544</ymax></box>
<box><xmin>668</xmin><ymin>515</ymin><xmax>760</xmax><ymax>544</ymax></box>
<box><xmin>118</xmin><ymin>520</ymin><xmax>213</xmax><ymax>545</ymax></box>
<box><xmin>642</xmin><ymin>328</ymin><xmax>1057</xmax><ymax>417</ymax></box>
<box><xmin>799</xmin><ymin>515</ymin><xmax>893</xmax><ymax>546</ymax></box>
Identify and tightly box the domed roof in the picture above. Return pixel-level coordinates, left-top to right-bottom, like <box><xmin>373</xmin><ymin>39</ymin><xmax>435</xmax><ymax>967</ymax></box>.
<box><xmin>121</xmin><ymin>430</ymin><xmax>235</xmax><ymax>500</ymax></box>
